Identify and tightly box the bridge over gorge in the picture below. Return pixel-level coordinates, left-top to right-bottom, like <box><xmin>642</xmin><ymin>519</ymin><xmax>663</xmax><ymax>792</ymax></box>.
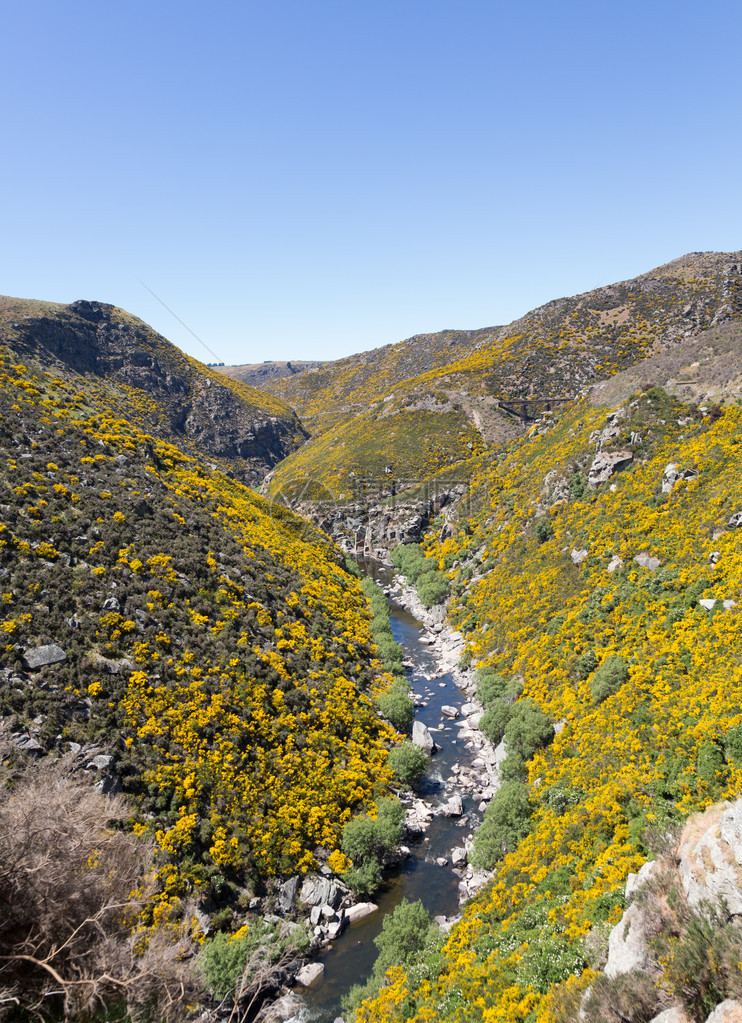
<box><xmin>494</xmin><ymin>395</ymin><xmax>575</xmax><ymax>422</ymax></box>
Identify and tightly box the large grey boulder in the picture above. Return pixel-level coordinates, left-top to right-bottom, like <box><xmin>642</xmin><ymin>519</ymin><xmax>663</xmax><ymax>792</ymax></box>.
<box><xmin>295</xmin><ymin>962</ymin><xmax>324</xmax><ymax>987</ymax></box>
<box><xmin>439</xmin><ymin>794</ymin><xmax>464</xmax><ymax>817</ymax></box>
<box><xmin>412</xmin><ymin>720</ymin><xmax>435</xmax><ymax>753</ymax></box>
<box><xmin>22</xmin><ymin>644</ymin><xmax>66</xmax><ymax>670</ymax></box>
<box><xmin>635</xmin><ymin>552</ymin><xmax>661</xmax><ymax>571</ymax></box>
<box><xmin>299</xmin><ymin>875</ymin><xmax>342</xmax><ymax>909</ymax></box>
<box><xmin>346</xmin><ymin>902</ymin><xmax>378</xmax><ymax>925</ymax></box>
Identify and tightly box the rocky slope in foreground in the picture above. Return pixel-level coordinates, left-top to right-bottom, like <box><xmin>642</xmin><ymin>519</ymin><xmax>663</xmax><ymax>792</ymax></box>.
<box><xmin>0</xmin><ymin>295</ymin><xmax>307</xmax><ymax>482</ymax></box>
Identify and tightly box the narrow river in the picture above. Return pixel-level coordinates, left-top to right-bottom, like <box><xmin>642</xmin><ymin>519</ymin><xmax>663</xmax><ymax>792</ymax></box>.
<box><xmin>299</xmin><ymin>597</ymin><xmax>484</xmax><ymax>1022</ymax></box>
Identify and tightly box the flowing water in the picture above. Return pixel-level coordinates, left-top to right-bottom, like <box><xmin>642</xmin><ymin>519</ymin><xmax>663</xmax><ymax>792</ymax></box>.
<box><xmin>300</xmin><ymin>598</ymin><xmax>483</xmax><ymax>1022</ymax></box>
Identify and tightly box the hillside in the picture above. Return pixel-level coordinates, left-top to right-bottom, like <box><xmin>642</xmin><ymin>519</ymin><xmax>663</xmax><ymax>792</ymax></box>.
<box><xmin>262</xmin><ymin>252</ymin><xmax>742</xmax><ymax>512</ymax></box>
<box><xmin>353</xmin><ymin>364</ymin><xmax>742</xmax><ymax>1021</ymax></box>
<box><xmin>0</xmin><ymin>326</ymin><xmax>402</xmax><ymax>1019</ymax></box>
<box><xmin>0</xmin><ymin>296</ymin><xmax>307</xmax><ymax>483</ymax></box>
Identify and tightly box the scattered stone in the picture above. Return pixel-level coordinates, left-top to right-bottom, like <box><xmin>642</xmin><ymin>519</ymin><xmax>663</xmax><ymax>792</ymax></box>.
<box><xmin>607</xmin><ymin>554</ymin><xmax>624</xmax><ymax>574</ymax></box>
<box><xmin>22</xmin><ymin>644</ymin><xmax>66</xmax><ymax>670</ymax></box>
<box><xmin>326</xmin><ymin>919</ymin><xmax>344</xmax><ymax>940</ymax></box>
<box><xmin>261</xmin><ymin>992</ymin><xmax>306</xmax><ymax>1021</ymax></box>
<box><xmin>728</xmin><ymin>512</ymin><xmax>742</xmax><ymax>529</ymax></box>
<box><xmin>439</xmin><ymin>794</ymin><xmax>464</xmax><ymax>817</ymax></box>
<box><xmin>86</xmin><ymin>754</ymin><xmax>113</xmax><ymax>770</ymax></box>
<box><xmin>634</xmin><ymin>552</ymin><xmax>661</xmax><ymax>571</ymax></box>
<box><xmin>13</xmin><ymin>735</ymin><xmax>43</xmax><ymax>754</ymax></box>
<box><xmin>571</xmin><ymin>548</ymin><xmax>588</xmax><ymax>565</ymax></box>
<box><xmin>436</xmin><ymin>857</ymin><xmax>448</xmax><ymax>867</ymax></box>
<box><xmin>309</xmin><ymin>905</ymin><xmax>321</xmax><ymax>926</ymax></box>
<box><xmin>102</xmin><ymin>597</ymin><xmax>121</xmax><ymax>612</ymax></box>
<box><xmin>441</xmin><ymin>705</ymin><xmax>459</xmax><ymax>719</ymax></box>
<box><xmin>451</xmin><ymin>846</ymin><xmax>467</xmax><ymax>867</ymax></box>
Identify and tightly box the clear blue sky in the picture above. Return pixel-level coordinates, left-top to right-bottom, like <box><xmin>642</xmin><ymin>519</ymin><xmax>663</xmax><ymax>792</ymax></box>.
<box><xmin>1</xmin><ymin>0</ymin><xmax>741</xmax><ymax>365</ymax></box>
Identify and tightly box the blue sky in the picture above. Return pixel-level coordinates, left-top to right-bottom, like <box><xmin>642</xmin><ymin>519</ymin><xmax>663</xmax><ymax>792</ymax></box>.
<box><xmin>1</xmin><ymin>0</ymin><xmax>741</xmax><ymax>365</ymax></box>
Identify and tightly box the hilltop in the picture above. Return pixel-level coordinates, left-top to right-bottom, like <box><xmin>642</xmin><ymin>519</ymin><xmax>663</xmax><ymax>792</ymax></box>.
<box><xmin>219</xmin><ymin>359</ymin><xmax>324</xmax><ymax>389</ymax></box>
<box><xmin>0</xmin><ymin>296</ymin><xmax>307</xmax><ymax>483</ymax></box>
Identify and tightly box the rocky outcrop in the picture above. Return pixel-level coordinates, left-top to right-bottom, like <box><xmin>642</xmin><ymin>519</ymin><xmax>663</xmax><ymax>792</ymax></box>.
<box><xmin>679</xmin><ymin>802</ymin><xmax>742</xmax><ymax>916</ymax></box>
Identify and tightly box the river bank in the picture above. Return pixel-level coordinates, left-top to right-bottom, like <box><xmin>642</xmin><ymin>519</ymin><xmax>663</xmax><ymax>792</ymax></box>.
<box><xmin>288</xmin><ymin>581</ymin><xmax>501</xmax><ymax>1023</ymax></box>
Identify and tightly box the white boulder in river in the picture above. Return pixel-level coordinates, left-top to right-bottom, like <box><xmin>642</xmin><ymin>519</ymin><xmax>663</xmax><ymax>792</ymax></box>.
<box><xmin>412</xmin><ymin>720</ymin><xmax>436</xmax><ymax>753</ymax></box>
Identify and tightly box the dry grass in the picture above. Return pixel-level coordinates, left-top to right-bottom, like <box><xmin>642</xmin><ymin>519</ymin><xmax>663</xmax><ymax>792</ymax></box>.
<box><xmin>0</xmin><ymin>752</ymin><xmax>200</xmax><ymax>1021</ymax></box>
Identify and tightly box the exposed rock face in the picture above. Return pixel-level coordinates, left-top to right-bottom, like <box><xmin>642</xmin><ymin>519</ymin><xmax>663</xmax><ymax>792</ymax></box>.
<box><xmin>604</xmin><ymin>902</ymin><xmax>653</xmax><ymax>978</ymax></box>
<box><xmin>285</xmin><ymin>483</ymin><xmax>468</xmax><ymax>559</ymax></box>
<box><xmin>299</xmin><ymin>875</ymin><xmax>343</xmax><ymax>909</ymax></box>
<box><xmin>588</xmin><ymin>449</ymin><xmax>633</xmax><ymax>487</ymax></box>
<box><xmin>6</xmin><ymin>301</ymin><xmax>306</xmax><ymax>481</ymax></box>
<box><xmin>680</xmin><ymin>802</ymin><xmax>742</xmax><ymax>916</ymax></box>
<box><xmin>704</xmin><ymin>1002</ymin><xmax>742</xmax><ymax>1023</ymax></box>
<box><xmin>648</xmin><ymin>1008</ymin><xmax>692</xmax><ymax>1023</ymax></box>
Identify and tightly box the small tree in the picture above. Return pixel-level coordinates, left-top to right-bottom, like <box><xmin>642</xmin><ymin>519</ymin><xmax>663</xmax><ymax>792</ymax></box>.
<box><xmin>389</xmin><ymin>741</ymin><xmax>428</xmax><ymax>788</ymax></box>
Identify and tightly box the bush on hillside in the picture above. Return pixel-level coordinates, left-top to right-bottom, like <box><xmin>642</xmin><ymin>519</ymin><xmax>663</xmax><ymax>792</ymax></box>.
<box><xmin>590</xmin><ymin>654</ymin><xmax>629</xmax><ymax>703</ymax></box>
<box><xmin>417</xmin><ymin>569</ymin><xmax>450</xmax><ymax>608</ymax></box>
<box><xmin>341</xmin><ymin>797</ymin><xmax>404</xmax><ymax>895</ymax></box>
<box><xmin>480</xmin><ymin>702</ymin><xmax>511</xmax><ymax>745</ymax></box>
<box><xmin>472</xmin><ymin>781</ymin><xmax>534</xmax><ymax>869</ymax></box>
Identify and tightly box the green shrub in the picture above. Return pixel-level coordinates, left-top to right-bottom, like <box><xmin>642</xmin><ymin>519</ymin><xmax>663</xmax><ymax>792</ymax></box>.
<box><xmin>416</xmin><ymin>569</ymin><xmax>449</xmax><ymax>608</ymax></box>
<box><xmin>376</xmin><ymin>683</ymin><xmax>414</xmax><ymax>731</ymax></box>
<box><xmin>696</xmin><ymin>740</ymin><xmax>728</xmax><ymax>789</ymax></box>
<box><xmin>479</xmin><ymin>702</ymin><xmax>511</xmax><ymax>745</ymax></box>
<box><xmin>374</xmin><ymin>633</ymin><xmax>403</xmax><ymax>665</ymax></box>
<box><xmin>476</xmin><ymin>667</ymin><xmax>510</xmax><ymax>705</ymax></box>
<box><xmin>535</xmin><ymin>518</ymin><xmax>554</xmax><ymax>543</ymax></box>
<box><xmin>504</xmin><ymin>699</ymin><xmax>553</xmax><ymax>761</ymax></box>
<box><xmin>389</xmin><ymin>741</ymin><xmax>428</xmax><ymax>788</ymax></box>
<box><xmin>472</xmin><ymin>781</ymin><xmax>533</xmax><ymax>869</ymax></box>
<box><xmin>341</xmin><ymin>797</ymin><xmax>404</xmax><ymax>894</ymax></box>
<box><xmin>390</xmin><ymin>543</ymin><xmax>426</xmax><ymax>582</ymax></box>
<box><xmin>575</xmin><ymin>648</ymin><xmax>598</xmax><ymax>680</ymax></box>
<box><xmin>590</xmin><ymin>654</ymin><xmax>629</xmax><ymax>703</ymax></box>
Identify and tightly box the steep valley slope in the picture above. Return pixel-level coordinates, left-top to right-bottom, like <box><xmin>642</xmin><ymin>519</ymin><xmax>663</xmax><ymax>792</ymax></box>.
<box><xmin>4</xmin><ymin>254</ymin><xmax>742</xmax><ymax>1023</ymax></box>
